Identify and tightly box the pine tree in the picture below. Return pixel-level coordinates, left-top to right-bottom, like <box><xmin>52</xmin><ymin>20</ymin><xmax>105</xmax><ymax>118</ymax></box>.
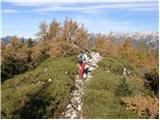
<box><xmin>27</xmin><ymin>38</ymin><xmax>33</xmax><ymax>48</ymax></box>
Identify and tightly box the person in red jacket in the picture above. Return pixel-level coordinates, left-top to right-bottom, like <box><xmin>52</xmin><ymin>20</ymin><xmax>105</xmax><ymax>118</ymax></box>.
<box><xmin>77</xmin><ymin>50</ymin><xmax>88</xmax><ymax>80</ymax></box>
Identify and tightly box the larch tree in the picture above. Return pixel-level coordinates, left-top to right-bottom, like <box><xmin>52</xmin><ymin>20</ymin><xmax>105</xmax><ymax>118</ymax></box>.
<box><xmin>63</xmin><ymin>18</ymin><xmax>78</xmax><ymax>42</ymax></box>
<box><xmin>31</xmin><ymin>40</ymin><xmax>49</xmax><ymax>62</ymax></box>
<box><xmin>94</xmin><ymin>34</ymin><xmax>107</xmax><ymax>54</ymax></box>
<box><xmin>49</xmin><ymin>18</ymin><xmax>88</xmax><ymax>57</ymax></box>
<box><xmin>48</xmin><ymin>19</ymin><xmax>61</xmax><ymax>40</ymax></box>
<box><xmin>75</xmin><ymin>24</ymin><xmax>88</xmax><ymax>50</ymax></box>
<box><xmin>145</xmin><ymin>49</ymin><xmax>158</xmax><ymax>72</ymax></box>
<box><xmin>36</xmin><ymin>20</ymin><xmax>48</xmax><ymax>41</ymax></box>
<box><xmin>105</xmin><ymin>32</ymin><xmax>119</xmax><ymax>57</ymax></box>
<box><xmin>1</xmin><ymin>41</ymin><xmax>6</xmax><ymax>63</ymax></box>
<box><xmin>3</xmin><ymin>36</ymin><xmax>21</xmax><ymax>59</ymax></box>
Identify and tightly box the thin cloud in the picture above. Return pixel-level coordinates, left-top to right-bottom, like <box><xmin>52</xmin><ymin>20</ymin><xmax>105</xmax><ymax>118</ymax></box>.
<box><xmin>2</xmin><ymin>9</ymin><xmax>19</xmax><ymax>13</ymax></box>
<box><xmin>33</xmin><ymin>2</ymin><xmax>158</xmax><ymax>13</ymax></box>
<box><xmin>2</xmin><ymin>0</ymin><xmax>158</xmax><ymax>3</ymax></box>
<box><xmin>73</xmin><ymin>17</ymin><xmax>152</xmax><ymax>33</ymax></box>
<box><xmin>2</xmin><ymin>0</ymin><xmax>158</xmax><ymax>14</ymax></box>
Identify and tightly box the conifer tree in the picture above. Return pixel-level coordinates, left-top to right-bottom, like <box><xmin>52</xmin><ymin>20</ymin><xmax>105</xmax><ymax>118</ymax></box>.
<box><xmin>48</xmin><ymin>19</ymin><xmax>61</xmax><ymax>40</ymax></box>
<box><xmin>27</xmin><ymin>38</ymin><xmax>33</xmax><ymax>48</ymax></box>
<box><xmin>36</xmin><ymin>20</ymin><xmax>48</xmax><ymax>41</ymax></box>
<box><xmin>94</xmin><ymin>34</ymin><xmax>107</xmax><ymax>53</ymax></box>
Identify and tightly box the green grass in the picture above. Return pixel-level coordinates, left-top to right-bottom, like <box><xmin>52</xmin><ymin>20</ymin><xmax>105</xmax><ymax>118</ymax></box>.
<box><xmin>1</xmin><ymin>55</ymin><xmax>78</xmax><ymax>119</ymax></box>
<box><xmin>82</xmin><ymin>57</ymin><xmax>153</xmax><ymax>119</ymax></box>
<box><xmin>1</xmin><ymin>55</ymin><xmax>154</xmax><ymax>119</ymax></box>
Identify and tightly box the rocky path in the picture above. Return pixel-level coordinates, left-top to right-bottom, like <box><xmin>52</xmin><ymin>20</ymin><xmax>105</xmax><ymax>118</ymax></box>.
<box><xmin>61</xmin><ymin>52</ymin><xmax>103</xmax><ymax>119</ymax></box>
<box><xmin>62</xmin><ymin>78</ymin><xmax>85</xmax><ymax>119</ymax></box>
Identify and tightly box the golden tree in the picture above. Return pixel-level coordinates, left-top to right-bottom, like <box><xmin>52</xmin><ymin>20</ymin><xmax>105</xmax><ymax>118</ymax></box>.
<box><xmin>94</xmin><ymin>34</ymin><xmax>107</xmax><ymax>54</ymax></box>
<box><xmin>2</xmin><ymin>36</ymin><xmax>31</xmax><ymax>64</ymax></box>
<box><xmin>15</xmin><ymin>44</ymin><xmax>30</xmax><ymax>64</ymax></box>
<box><xmin>48</xmin><ymin>19</ymin><xmax>61</xmax><ymax>40</ymax></box>
<box><xmin>118</xmin><ymin>39</ymin><xmax>133</xmax><ymax>58</ymax></box>
<box><xmin>1</xmin><ymin>41</ymin><xmax>6</xmax><ymax>63</ymax></box>
<box><xmin>3</xmin><ymin>36</ymin><xmax>21</xmax><ymax>59</ymax></box>
<box><xmin>145</xmin><ymin>49</ymin><xmax>158</xmax><ymax>72</ymax></box>
<box><xmin>31</xmin><ymin>40</ymin><xmax>49</xmax><ymax>62</ymax></box>
<box><xmin>75</xmin><ymin>24</ymin><xmax>88</xmax><ymax>49</ymax></box>
<box><xmin>63</xmin><ymin>18</ymin><xmax>78</xmax><ymax>42</ymax></box>
<box><xmin>62</xmin><ymin>18</ymin><xmax>88</xmax><ymax>49</ymax></box>
<box><xmin>36</xmin><ymin>20</ymin><xmax>48</xmax><ymax>41</ymax></box>
<box><xmin>48</xmin><ymin>18</ymin><xmax>88</xmax><ymax>57</ymax></box>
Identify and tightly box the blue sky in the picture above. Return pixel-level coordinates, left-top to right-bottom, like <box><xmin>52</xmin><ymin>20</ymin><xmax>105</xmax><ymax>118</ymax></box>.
<box><xmin>1</xmin><ymin>0</ymin><xmax>159</xmax><ymax>38</ymax></box>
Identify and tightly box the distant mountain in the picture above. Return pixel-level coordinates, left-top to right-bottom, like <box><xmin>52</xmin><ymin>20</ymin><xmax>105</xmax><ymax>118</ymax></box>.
<box><xmin>1</xmin><ymin>36</ymin><xmax>13</xmax><ymax>44</ymax></box>
<box><xmin>110</xmin><ymin>31</ymin><xmax>159</xmax><ymax>49</ymax></box>
<box><xmin>2</xmin><ymin>32</ymin><xmax>159</xmax><ymax>49</ymax></box>
<box><xmin>88</xmin><ymin>32</ymin><xmax>159</xmax><ymax>49</ymax></box>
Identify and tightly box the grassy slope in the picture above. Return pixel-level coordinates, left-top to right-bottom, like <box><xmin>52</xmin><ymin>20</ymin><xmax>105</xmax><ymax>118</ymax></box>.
<box><xmin>82</xmin><ymin>57</ymin><xmax>154</xmax><ymax>119</ymax></box>
<box><xmin>2</xmin><ymin>55</ymin><xmax>154</xmax><ymax>119</ymax></box>
<box><xmin>1</xmin><ymin>56</ymin><xmax>78</xmax><ymax>119</ymax></box>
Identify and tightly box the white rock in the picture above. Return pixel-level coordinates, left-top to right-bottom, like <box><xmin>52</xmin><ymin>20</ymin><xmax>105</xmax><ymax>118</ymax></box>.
<box><xmin>123</xmin><ymin>67</ymin><xmax>127</xmax><ymax>76</ymax></box>
<box><xmin>127</xmin><ymin>70</ymin><xmax>131</xmax><ymax>74</ymax></box>
<box><xmin>44</xmin><ymin>68</ymin><xmax>47</xmax><ymax>72</ymax></box>
<box><xmin>48</xmin><ymin>78</ymin><xmax>52</xmax><ymax>82</ymax></box>
<box><xmin>37</xmin><ymin>81</ymin><xmax>40</xmax><ymax>84</ymax></box>
<box><xmin>70</xmin><ymin>110</ymin><xmax>77</xmax><ymax>119</ymax></box>
<box><xmin>89</xmin><ymin>67</ymin><xmax>95</xmax><ymax>71</ymax></box>
<box><xmin>78</xmin><ymin>105</ymin><xmax>81</xmax><ymax>111</ymax></box>
<box><xmin>42</xmin><ymin>82</ymin><xmax>45</xmax><ymax>84</ymax></box>
<box><xmin>67</xmin><ymin>104</ymin><xmax>72</xmax><ymax>109</ymax></box>
<box><xmin>89</xmin><ymin>75</ymin><xmax>93</xmax><ymax>79</ymax></box>
<box><xmin>83</xmin><ymin>73</ymin><xmax>87</xmax><ymax>78</ymax></box>
<box><xmin>77</xmin><ymin>99</ymin><xmax>81</xmax><ymax>104</ymax></box>
<box><xmin>65</xmin><ymin>71</ymin><xmax>68</xmax><ymax>74</ymax></box>
<box><xmin>65</xmin><ymin>113</ymin><xmax>71</xmax><ymax>118</ymax></box>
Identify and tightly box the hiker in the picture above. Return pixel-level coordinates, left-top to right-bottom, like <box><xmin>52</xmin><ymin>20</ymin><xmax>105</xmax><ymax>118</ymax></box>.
<box><xmin>84</xmin><ymin>62</ymin><xmax>92</xmax><ymax>79</ymax></box>
<box><xmin>77</xmin><ymin>49</ymin><xmax>88</xmax><ymax>80</ymax></box>
<box><xmin>77</xmin><ymin>50</ymin><xmax>85</xmax><ymax>80</ymax></box>
<box><xmin>83</xmin><ymin>50</ymin><xmax>90</xmax><ymax>79</ymax></box>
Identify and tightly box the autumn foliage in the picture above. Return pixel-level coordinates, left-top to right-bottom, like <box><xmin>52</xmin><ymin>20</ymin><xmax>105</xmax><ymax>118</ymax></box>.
<box><xmin>1</xmin><ymin>18</ymin><xmax>89</xmax><ymax>80</ymax></box>
<box><xmin>1</xmin><ymin>18</ymin><xmax>158</xmax><ymax>88</ymax></box>
<box><xmin>1</xmin><ymin>18</ymin><xmax>159</xmax><ymax>119</ymax></box>
<box><xmin>121</xmin><ymin>95</ymin><xmax>159</xmax><ymax>118</ymax></box>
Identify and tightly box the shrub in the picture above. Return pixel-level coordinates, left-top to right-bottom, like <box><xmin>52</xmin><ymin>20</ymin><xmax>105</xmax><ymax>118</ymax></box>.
<box><xmin>115</xmin><ymin>77</ymin><xmax>132</xmax><ymax>96</ymax></box>
<box><xmin>98</xmin><ymin>57</ymin><xmax>133</xmax><ymax>76</ymax></box>
<box><xmin>144</xmin><ymin>69</ymin><xmax>159</xmax><ymax>97</ymax></box>
<box><xmin>1</xmin><ymin>58</ymin><xmax>27</xmax><ymax>82</ymax></box>
<box><xmin>1</xmin><ymin>56</ymin><xmax>77</xmax><ymax>119</ymax></box>
<box><xmin>121</xmin><ymin>95</ymin><xmax>159</xmax><ymax>119</ymax></box>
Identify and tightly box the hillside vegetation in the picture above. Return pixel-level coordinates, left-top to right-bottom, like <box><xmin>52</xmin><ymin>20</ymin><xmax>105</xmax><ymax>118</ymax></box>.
<box><xmin>82</xmin><ymin>57</ymin><xmax>158</xmax><ymax>119</ymax></box>
<box><xmin>2</xmin><ymin>56</ymin><xmax>78</xmax><ymax>118</ymax></box>
<box><xmin>1</xmin><ymin>18</ymin><xmax>159</xmax><ymax>119</ymax></box>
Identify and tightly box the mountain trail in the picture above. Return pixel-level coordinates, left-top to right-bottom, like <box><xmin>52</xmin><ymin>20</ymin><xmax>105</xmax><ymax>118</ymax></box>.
<box><xmin>60</xmin><ymin>52</ymin><xmax>103</xmax><ymax>119</ymax></box>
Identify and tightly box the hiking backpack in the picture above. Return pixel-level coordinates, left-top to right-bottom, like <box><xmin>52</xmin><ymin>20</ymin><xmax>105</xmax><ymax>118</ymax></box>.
<box><xmin>78</xmin><ymin>53</ymin><xmax>84</xmax><ymax>63</ymax></box>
